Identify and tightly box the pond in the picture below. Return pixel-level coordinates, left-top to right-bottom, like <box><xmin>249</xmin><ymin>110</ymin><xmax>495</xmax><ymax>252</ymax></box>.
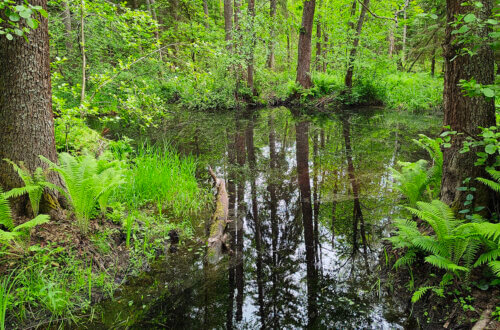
<box><xmin>85</xmin><ymin>107</ymin><xmax>441</xmax><ymax>329</ymax></box>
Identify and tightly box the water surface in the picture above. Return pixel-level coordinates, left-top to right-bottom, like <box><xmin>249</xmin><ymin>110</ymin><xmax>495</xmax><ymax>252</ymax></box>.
<box><xmin>88</xmin><ymin>107</ymin><xmax>441</xmax><ymax>329</ymax></box>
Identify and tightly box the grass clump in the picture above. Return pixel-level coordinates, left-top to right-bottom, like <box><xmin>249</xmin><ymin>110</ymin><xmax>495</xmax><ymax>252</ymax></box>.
<box><xmin>119</xmin><ymin>144</ymin><xmax>206</xmax><ymax>218</ymax></box>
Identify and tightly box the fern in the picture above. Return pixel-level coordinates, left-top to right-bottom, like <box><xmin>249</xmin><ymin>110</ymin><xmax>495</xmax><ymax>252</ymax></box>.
<box><xmin>0</xmin><ymin>189</ymin><xmax>13</xmax><ymax>231</ymax></box>
<box><xmin>0</xmin><ymin>192</ymin><xmax>50</xmax><ymax>250</ymax></box>
<box><xmin>41</xmin><ymin>153</ymin><xmax>125</xmax><ymax>233</ymax></box>
<box><xmin>476</xmin><ymin>167</ymin><xmax>500</xmax><ymax>192</ymax></box>
<box><xmin>2</xmin><ymin>159</ymin><xmax>63</xmax><ymax>216</ymax></box>
<box><xmin>425</xmin><ymin>255</ymin><xmax>469</xmax><ymax>273</ymax></box>
<box><xmin>411</xmin><ymin>286</ymin><xmax>433</xmax><ymax>303</ymax></box>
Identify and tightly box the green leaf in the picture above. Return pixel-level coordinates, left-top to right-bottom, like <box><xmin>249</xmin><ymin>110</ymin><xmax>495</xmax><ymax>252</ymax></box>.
<box><xmin>485</xmin><ymin>144</ymin><xmax>497</xmax><ymax>155</ymax></box>
<box><xmin>38</xmin><ymin>8</ymin><xmax>48</xmax><ymax>18</ymax></box>
<box><xmin>6</xmin><ymin>33</ymin><xmax>13</xmax><ymax>40</ymax></box>
<box><xmin>463</xmin><ymin>14</ymin><xmax>476</xmax><ymax>23</ymax></box>
<box><xmin>26</xmin><ymin>17</ymin><xmax>37</xmax><ymax>29</ymax></box>
<box><xmin>8</xmin><ymin>12</ymin><xmax>20</xmax><ymax>22</ymax></box>
<box><xmin>481</xmin><ymin>88</ymin><xmax>495</xmax><ymax>98</ymax></box>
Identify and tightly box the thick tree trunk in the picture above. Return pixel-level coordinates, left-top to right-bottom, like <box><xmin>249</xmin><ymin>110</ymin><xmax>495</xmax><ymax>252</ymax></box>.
<box><xmin>441</xmin><ymin>0</ymin><xmax>495</xmax><ymax>208</ymax></box>
<box><xmin>345</xmin><ymin>0</ymin><xmax>370</xmax><ymax>89</ymax></box>
<box><xmin>0</xmin><ymin>0</ymin><xmax>61</xmax><ymax>216</ymax></box>
<box><xmin>296</xmin><ymin>0</ymin><xmax>316</xmax><ymax>88</ymax></box>
<box><xmin>267</xmin><ymin>0</ymin><xmax>277</xmax><ymax>69</ymax></box>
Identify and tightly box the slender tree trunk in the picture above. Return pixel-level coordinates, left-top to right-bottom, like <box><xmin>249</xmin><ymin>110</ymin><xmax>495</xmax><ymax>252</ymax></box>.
<box><xmin>224</xmin><ymin>0</ymin><xmax>233</xmax><ymax>50</ymax></box>
<box><xmin>431</xmin><ymin>48</ymin><xmax>436</xmax><ymax>77</ymax></box>
<box><xmin>247</xmin><ymin>0</ymin><xmax>255</xmax><ymax>94</ymax></box>
<box><xmin>0</xmin><ymin>0</ymin><xmax>62</xmax><ymax>216</ymax></box>
<box><xmin>146</xmin><ymin>0</ymin><xmax>162</xmax><ymax>61</ymax></box>
<box><xmin>203</xmin><ymin>0</ymin><xmax>210</xmax><ymax>28</ymax></box>
<box><xmin>345</xmin><ymin>0</ymin><xmax>370</xmax><ymax>89</ymax></box>
<box><xmin>80</xmin><ymin>0</ymin><xmax>86</xmax><ymax>105</ymax></box>
<box><xmin>62</xmin><ymin>0</ymin><xmax>73</xmax><ymax>55</ymax></box>
<box><xmin>315</xmin><ymin>20</ymin><xmax>322</xmax><ymax>71</ymax></box>
<box><xmin>401</xmin><ymin>2</ymin><xmax>409</xmax><ymax>65</ymax></box>
<box><xmin>441</xmin><ymin>0</ymin><xmax>495</xmax><ymax>207</ymax></box>
<box><xmin>267</xmin><ymin>0</ymin><xmax>277</xmax><ymax>69</ymax></box>
<box><xmin>296</xmin><ymin>0</ymin><xmax>316</xmax><ymax>89</ymax></box>
<box><xmin>322</xmin><ymin>32</ymin><xmax>328</xmax><ymax>72</ymax></box>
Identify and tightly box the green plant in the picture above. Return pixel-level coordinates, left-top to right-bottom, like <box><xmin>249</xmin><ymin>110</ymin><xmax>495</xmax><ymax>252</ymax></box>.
<box><xmin>119</xmin><ymin>144</ymin><xmax>206</xmax><ymax>219</ymax></box>
<box><xmin>2</xmin><ymin>160</ymin><xmax>62</xmax><ymax>216</ymax></box>
<box><xmin>0</xmin><ymin>189</ymin><xmax>50</xmax><ymax>251</ymax></box>
<box><xmin>0</xmin><ymin>271</ymin><xmax>18</xmax><ymax>330</ymax></box>
<box><xmin>41</xmin><ymin>153</ymin><xmax>125</xmax><ymax>233</ymax></box>
<box><xmin>391</xmin><ymin>135</ymin><xmax>443</xmax><ymax>206</ymax></box>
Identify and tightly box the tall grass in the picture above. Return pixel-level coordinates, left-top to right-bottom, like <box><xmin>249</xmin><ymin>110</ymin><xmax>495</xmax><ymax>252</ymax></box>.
<box><xmin>119</xmin><ymin>144</ymin><xmax>205</xmax><ymax>218</ymax></box>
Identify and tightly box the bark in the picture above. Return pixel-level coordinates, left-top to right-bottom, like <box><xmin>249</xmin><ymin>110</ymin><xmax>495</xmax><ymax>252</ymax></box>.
<box><xmin>207</xmin><ymin>167</ymin><xmax>231</xmax><ymax>263</ymax></box>
<box><xmin>295</xmin><ymin>121</ymin><xmax>318</xmax><ymax>326</ymax></box>
<box><xmin>224</xmin><ymin>0</ymin><xmax>233</xmax><ymax>50</ymax></box>
<box><xmin>247</xmin><ymin>0</ymin><xmax>255</xmax><ymax>93</ymax></box>
<box><xmin>203</xmin><ymin>0</ymin><xmax>210</xmax><ymax>28</ymax></box>
<box><xmin>315</xmin><ymin>19</ymin><xmax>322</xmax><ymax>72</ymax></box>
<box><xmin>62</xmin><ymin>0</ymin><xmax>73</xmax><ymax>55</ymax></box>
<box><xmin>0</xmin><ymin>0</ymin><xmax>62</xmax><ymax>216</ymax></box>
<box><xmin>266</xmin><ymin>0</ymin><xmax>277</xmax><ymax>69</ymax></box>
<box><xmin>401</xmin><ymin>2</ymin><xmax>409</xmax><ymax>64</ymax></box>
<box><xmin>80</xmin><ymin>0</ymin><xmax>86</xmax><ymax>104</ymax></box>
<box><xmin>345</xmin><ymin>0</ymin><xmax>370</xmax><ymax>89</ymax></box>
<box><xmin>431</xmin><ymin>48</ymin><xmax>436</xmax><ymax>77</ymax></box>
<box><xmin>296</xmin><ymin>0</ymin><xmax>316</xmax><ymax>89</ymax></box>
<box><xmin>441</xmin><ymin>0</ymin><xmax>495</xmax><ymax>207</ymax></box>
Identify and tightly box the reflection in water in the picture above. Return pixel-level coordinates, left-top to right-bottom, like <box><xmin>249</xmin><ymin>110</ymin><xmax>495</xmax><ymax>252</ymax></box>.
<box><xmin>87</xmin><ymin>107</ymin><xmax>441</xmax><ymax>329</ymax></box>
<box><xmin>296</xmin><ymin>120</ymin><xmax>318</xmax><ymax>328</ymax></box>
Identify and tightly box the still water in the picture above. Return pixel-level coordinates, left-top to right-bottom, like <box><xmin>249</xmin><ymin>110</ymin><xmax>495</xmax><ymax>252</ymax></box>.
<box><xmin>87</xmin><ymin>107</ymin><xmax>441</xmax><ymax>329</ymax></box>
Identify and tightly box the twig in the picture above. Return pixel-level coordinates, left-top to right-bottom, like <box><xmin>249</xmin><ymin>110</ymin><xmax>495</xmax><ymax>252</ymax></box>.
<box><xmin>87</xmin><ymin>42</ymin><xmax>184</xmax><ymax>103</ymax></box>
<box><xmin>357</xmin><ymin>0</ymin><xmax>396</xmax><ymax>22</ymax></box>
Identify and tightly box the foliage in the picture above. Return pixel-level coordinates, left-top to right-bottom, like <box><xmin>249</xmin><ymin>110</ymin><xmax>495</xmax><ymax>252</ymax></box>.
<box><xmin>0</xmin><ymin>0</ymin><xmax>48</xmax><ymax>41</ymax></box>
<box><xmin>41</xmin><ymin>153</ymin><xmax>125</xmax><ymax>233</ymax></box>
<box><xmin>118</xmin><ymin>144</ymin><xmax>206</xmax><ymax>219</ymax></box>
<box><xmin>2</xmin><ymin>160</ymin><xmax>63</xmax><ymax>216</ymax></box>
<box><xmin>0</xmin><ymin>190</ymin><xmax>50</xmax><ymax>251</ymax></box>
<box><xmin>391</xmin><ymin>135</ymin><xmax>443</xmax><ymax>206</ymax></box>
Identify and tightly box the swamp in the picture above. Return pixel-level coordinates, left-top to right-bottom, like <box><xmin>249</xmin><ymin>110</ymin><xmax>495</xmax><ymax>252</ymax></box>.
<box><xmin>0</xmin><ymin>0</ymin><xmax>499</xmax><ymax>329</ymax></box>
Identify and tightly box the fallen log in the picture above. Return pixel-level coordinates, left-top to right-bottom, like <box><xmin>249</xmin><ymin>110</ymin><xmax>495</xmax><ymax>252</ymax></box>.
<box><xmin>207</xmin><ymin>167</ymin><xmax>232</xmax><ymax>263</ymax></box>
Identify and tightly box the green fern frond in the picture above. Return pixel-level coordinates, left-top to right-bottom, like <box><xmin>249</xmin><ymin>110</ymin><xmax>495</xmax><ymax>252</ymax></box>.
<box><xmin>0</xmin><ymin>189</ymin><xmax>13</xmax><ymax>230</ymax></box>
<box><xmin>0</xmin><ymin>230</ymin><xmax>21</xmax><ymax>244</ymax></box>
<box><xmin>425</xmin><ymin>255</ymin><xmax>469</xmax><ymax>273</ymax></box>
<box><xmin>411</xmin><ymin>286</ymin><xmax>434</xmax><ymax>303</ymax></box>
<box><xmin>393</xmin><ymin>250</ymin><xmax>417</xmax><ymax>270</ymax></box>
<box><xmin>13</xmin><ymin>214</ymin><xmax>49</xmax><ymax>232</ymax></box>
<box><xmin>488</xmin><ymin>261</ymin><xmax>500</xmax><ymax>277</ymax></box>
<box><xmin>412</xmin><ymin>236</ymin><xmax>446</xmax><ymax>256</ymax></box>
<box><xmin>3</xmin><ymin>186</ymin><xmax>40</xmax><ymax>199</ymax></box>
<box><xmin>474</xmin><ymin>249</ymin><xmax>500</xmax><ymax>268</ymax></box>
<box><xmin>476</xmin><ymin>178</ymin><xmax>500</xmax><ymax>192</ymax></box>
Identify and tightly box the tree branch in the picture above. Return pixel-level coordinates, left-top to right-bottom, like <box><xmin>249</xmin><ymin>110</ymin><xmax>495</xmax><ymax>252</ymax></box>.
<box><xmin>357</xmin><ymin>0</ymin><xmax>395</xmax><ymax>22</ymax></box>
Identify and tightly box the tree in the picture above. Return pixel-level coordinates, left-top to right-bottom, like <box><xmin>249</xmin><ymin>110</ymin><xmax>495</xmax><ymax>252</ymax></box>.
<box><xmin>0</xmin><ymin>0</ymin><xmax>62</xmax><ymax>216</ymax></box>
<box><xmin>296</xmin><ymin>0</ymin><xmax>316</xmax><ymax>89</ymax></box>
<box><xmin>266</xmin><ymin>0</ymin><xmax>276</xmax><ymax>69</ymax></box>
<box><xmin>440</xmin><ymin>0</ymin><xmax>495</xmax><ymax>207</ymax></box>
<box><xmin>345</xmin><ymin>0</ymin><xmax>370</xmax><ymax>89</ymax></box>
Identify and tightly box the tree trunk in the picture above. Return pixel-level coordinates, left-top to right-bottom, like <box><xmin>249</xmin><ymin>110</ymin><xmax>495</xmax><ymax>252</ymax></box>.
<box><xmin>295</xmin><ymin>121</ymin><xmax>318</xmax><ymax>327</ymax></box>
<box><xmin>315</xmin><ymin>20</ymin><xmax>322</xmax><ymax>72</ymax></box>
<box><xmin>296</xmin><ymin>0</ymin><xmax>316</xmax><ymax>89</ymax></box>
<box><xmin>345</xmin><ymin>0</ymin><xmax>370</xmax><ymax>89</ymax></box>
<box><xmin>0</xmin><ymin>0</ymin><xmax>62</xmax><ymax>216</ymax></box>
<box><xmin>62</xmin><ymin>0</ymin><xmax>73</xmax><ymax>55</ymax></box>
<box><xmin>431</xmin><ymin>48</ymin><xmax>436</xmax><ymax>77</ymax></box>
<box><xmin>401</xmin><ymin>2</ymin><xmax>409</xmax><ymax>65</ymax></box>
<box><xmin>203</xmin><ymin>0</ymin><xmax>210</xmax><ymax>28</ymax></box>
<box><xmin>441</xmin><ymin>0</ymin><xmax>495</xmax><ymax>208</ymax></box>
<box><xmin>224</xmin><ymin>0</ymin><xmax>233</xmax><ymax>50</ymax></box>
<box><xmin>247</xmin><ymin>0</ymin><xmax>255</xmax><ymax>94</ymax></box>
<box><xmin>266</xmin><ymin>0</ymin><xmax>277</xmax><ymax>69</ymax></box>
<box><xmin>80</xmin><ymin>0</ymin><xmax>86</xmax><ymax>104</ymax></box>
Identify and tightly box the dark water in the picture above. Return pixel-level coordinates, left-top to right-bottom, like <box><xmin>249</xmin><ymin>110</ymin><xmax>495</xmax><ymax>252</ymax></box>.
<box><xmin>87</xmin><ymin>107</ymin><xmax>441</xmax><ymax>329</ymax></box>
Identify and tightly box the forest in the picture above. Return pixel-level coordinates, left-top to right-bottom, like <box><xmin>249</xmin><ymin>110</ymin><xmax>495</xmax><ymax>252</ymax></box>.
<box><xmin>0</xmin><ymin>0</ymin><xmax>499</xmax><ymax>328</ymax></box>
